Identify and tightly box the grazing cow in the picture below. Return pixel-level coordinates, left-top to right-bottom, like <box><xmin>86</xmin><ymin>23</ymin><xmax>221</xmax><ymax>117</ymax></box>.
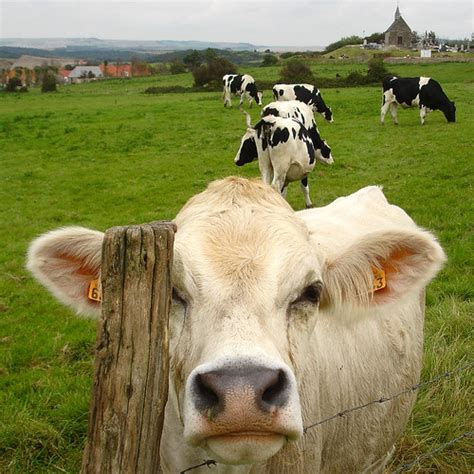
<box><xmin>273</xmin><ymin>83</ymin><xmax>334</xmax><ymax>122</ymax></box>
<box><xmin>381</xmin><ymin>75</ymin><xmax>456</xmax><ymax>125</ymax></box>
<box><xmin>27</xmin><ymin>177</ymin><xmax>446</xmax><ymax>473</ymax></box>
<box><xmin>262</xmin><ymin>100</ymin><xmax>334</xmax><ymax>165</ymax></box>
<box><xmin>234</xmin><ymin>108</ymin><xmax>316</xmax><ymax>207</ymax></box>
<box><xmin>222</xmin><ymin>74</ymin><xmax>263</xmax><ymax>107</ymax></box>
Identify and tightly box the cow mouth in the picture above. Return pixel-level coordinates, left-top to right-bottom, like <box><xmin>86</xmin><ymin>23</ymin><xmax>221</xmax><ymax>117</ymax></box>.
<box><xmin>204</xmin><ymin>431</ymin><xmax>286</xmax><ymax>464</ymax></box>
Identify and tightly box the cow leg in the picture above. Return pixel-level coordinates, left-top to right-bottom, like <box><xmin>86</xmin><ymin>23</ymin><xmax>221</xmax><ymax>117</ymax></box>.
<box><xmin>271</xmin><ymin>175</ymin><xmax>286</xmax><ymax>197</ymax></box>
<box><xmin>420</xmin><ymin>106</ymin><xmax>428</xmax><ymax>125</ymax></box>
<box><xmin>281</xmin><ymin>185</ymin><xmax>288</xmax><ymax>199</ymax></box>
<box><xmin>380</xmin><ymin>92</ymin><xmax>390</xmax><ymax>124</ymax></box>
<box><xmin>300</xmin><ymin>177</ymin><xmax>313</xmax><ymax>208</ymax></box>
<box><xmin>258</xmin><ymin>154</ymin><xmax>274</xmax><ymax>186</ymax></box>
<box><xmin>390</xmin><ymin>103</ymin><xmax>399</xmax><ymax>125</ymax></box>
<box><xmin>247</xmin><ymin>93</ymin><xmax>253</xmax><ymax>109</ymax></box>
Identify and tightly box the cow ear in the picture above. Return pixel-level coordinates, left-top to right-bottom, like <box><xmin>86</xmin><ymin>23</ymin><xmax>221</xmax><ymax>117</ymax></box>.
<box><xmin>27</xmin><ymin>227</ymin><xmax>104</xmax><ymax>317</ymax></box>
<box><xmin>320</xmin><ymin>228</ymin><xmax>446</xmax><ymax>309</ymax></box>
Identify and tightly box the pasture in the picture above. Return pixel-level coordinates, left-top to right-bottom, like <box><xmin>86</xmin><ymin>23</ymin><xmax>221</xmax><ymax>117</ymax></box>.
<box><xmin>0</xmin><ymin>61</ymin><xmax>472</xmax><ymax>472</ymax></box>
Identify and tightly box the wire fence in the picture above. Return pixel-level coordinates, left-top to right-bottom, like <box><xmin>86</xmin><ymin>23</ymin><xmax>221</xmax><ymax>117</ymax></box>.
<box><xmin>391</xmin><ymin>430</ymin><xmax>473</xmax><ymax>473</ymax></box>
<box><xmin>179</xmin><ymin>361</ymin><xmax>473</xmax><ymax>473</ymax></box>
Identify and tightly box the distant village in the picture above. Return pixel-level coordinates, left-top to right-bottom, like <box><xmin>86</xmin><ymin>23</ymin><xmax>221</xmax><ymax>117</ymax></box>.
<box><xmin>1</xmin><ymin>5</ymin><xmax>472</xmax><ymax>89</ymax></box>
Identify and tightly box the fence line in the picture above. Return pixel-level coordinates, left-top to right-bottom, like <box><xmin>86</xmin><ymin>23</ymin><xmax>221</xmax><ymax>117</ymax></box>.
<box><xmin>180</xmin><ymin>460</ymin><xmax>217</xmax><ymax>473</ymax></box>
<box><xmin>179</xmin><ymin>362</ymin><xmax>473</xmax><ymax>473</ymax></box>
<box><xmin>391</xmin><ymin>430</ymin><xmax>473</xmax><ymax>473</ymax></box>
<box><xmin>303</xmin><ymin>361</ymin><xmax>473</xmax><ymax>433</ymax></box>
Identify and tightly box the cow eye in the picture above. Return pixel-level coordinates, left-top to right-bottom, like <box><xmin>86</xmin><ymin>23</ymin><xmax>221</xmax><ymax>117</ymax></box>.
<box><xmin>292</xmin><ymin>283</ymin><xmax>322</xmax><ymax>306</ymax></box>
<box><xmin>172</xmin><ymin>288</ymin><xmax>187</xmax><ymax>307</ymax></box>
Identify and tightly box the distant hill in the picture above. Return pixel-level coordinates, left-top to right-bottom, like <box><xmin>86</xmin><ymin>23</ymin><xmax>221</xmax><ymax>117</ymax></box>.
<box><xmin>0</xmin><ymin>38</ymin><xmax>325</xmax><ymax>67</ymax></box>
<box><xmin>0</xmin><ymin>46</ymin><xmax>265</xmax><ymax>66</ymax></box>
<box><xmin>0</xmin><ymin>37</ymin><xmax>258</xmax><ymax>53</ymax></box>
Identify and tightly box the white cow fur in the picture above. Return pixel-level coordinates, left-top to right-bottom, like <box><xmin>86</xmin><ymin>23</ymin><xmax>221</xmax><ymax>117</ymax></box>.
<box><xmin>262</xmin><ymin>100</ymin><xmax>334</xmax><ymax>165</ymax></box>
<box><xmin>381</xmin><ymin>76</ymin><xmax>431</xmax><ymax>125</ymax></box>
<box><xmin>235</xmin><ymin>115</ymin><xmax>316</xmax><ymax>207</ymax></box>
<box><xmin>223</xmin><ymin>74</ymin><xmax>263</xmax><ymax>108</ymax></box>
<box><xmin>27</xmin><ymin>178</ymin><xmax>446</xmax><ymax>473</ymax></box>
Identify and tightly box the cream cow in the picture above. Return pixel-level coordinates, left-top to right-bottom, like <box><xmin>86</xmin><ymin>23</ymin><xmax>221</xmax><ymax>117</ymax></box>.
<box><xmin>27</xmin><ymin>177</ymin><xmax>445</xmax><ymax>473</ymax></box>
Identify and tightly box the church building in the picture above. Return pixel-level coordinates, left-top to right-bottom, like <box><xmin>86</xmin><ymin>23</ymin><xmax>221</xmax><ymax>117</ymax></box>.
<box><xmin>384</xmin><ymin>5</ymin><xmax>413</xmax><ymax>49</ymax></box>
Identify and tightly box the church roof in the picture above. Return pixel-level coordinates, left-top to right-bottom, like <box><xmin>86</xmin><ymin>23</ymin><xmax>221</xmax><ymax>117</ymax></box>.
<box><xmin>385</xmin><ymin>14</ymin><xmax>412</xmax><ymax>34</ymax></box>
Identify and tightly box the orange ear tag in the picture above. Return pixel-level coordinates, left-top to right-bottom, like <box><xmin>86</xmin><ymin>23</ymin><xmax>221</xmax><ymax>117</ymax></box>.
<box><xmin>372</xmin><ymin>267</ymin><xmax>387</xmax><ymax>292</ymax></box>
<box><xmin>88</xmin><ymin>279</ymin><xmax>102</xmax><ymax>302</ymax></box>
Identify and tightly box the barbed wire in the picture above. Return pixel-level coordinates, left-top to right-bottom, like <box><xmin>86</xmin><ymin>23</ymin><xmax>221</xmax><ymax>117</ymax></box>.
<box><xmin>180</xmin><ymin>361</ymin><xmax>473</xmax><ymax>473</ymax></box>
<box><xmin>303</xmin><ymin>361</ymin><xmax>473</xmax><ymax>432</ymax></box>
<box><xmin>180</xmin><ymin>459</ymin><xmax>216</xmax><ymax>474</ymax></box>
<box><xmin>391</xmin><ymin>430</ymin><xmax>473</xmax><ymax>473</ymax></box>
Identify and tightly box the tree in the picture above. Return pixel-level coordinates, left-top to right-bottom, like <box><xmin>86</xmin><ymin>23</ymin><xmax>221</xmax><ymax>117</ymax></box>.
<box><xmin>411</xmin><ymin>31</ymin><xmax>421</xmax><ymax>47</ymax></box>
<box><xmin>204</xmin><ymin>48</ymin><xmax>218</xmax><ymax>63</ymax></box>
<box><xmin>364</xmin><ymin>32</ymin><xmax>384</xmax><ymax>44</ymax></box>
<box><xmin>192</xmin><ymin>56</ymin><xmax>237</xmax><ymax>87</ymax></box>
<box><xmin>325</xmin><ymin>35</ymin><xmax>363</xmax><ymax>53</ymax></box>
<box><xmin>41</xmin><ymin>72</ymin><xmax>57</xmax><ymax>92</ymax></box>
<box><xmin>183</xmin><ymin>50</ymin><xmax>202</xmax><ymax>70</ymax></box>
<box><xmin>280</xmin><ymin>59</ymin><xmax>314</xmax><ymax>83</ymax></box>
<box><xmin>5</xmin><ymin>76</ymin><xmax>22</xmax><ymax>92</ymax></box>
<box><xmin>260</xmin><ymin>54</ymin><xmax>278</xmax><ymax>67</ymax></box>
<box><xmin>169</xmin><ymin>60</ymin><xmax>186</xmax><ymax>75</ymax></box>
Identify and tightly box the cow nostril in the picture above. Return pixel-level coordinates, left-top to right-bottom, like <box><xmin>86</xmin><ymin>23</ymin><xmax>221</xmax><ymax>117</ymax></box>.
<box><xmin>261</xmin><ymin>369</ymin><xmax>288</xmax><ymax>409</ymax></box>
<box><xmin>195</xmin><ymin>373</ymin><xmax>219</xmax><ymax>411</ymax></box>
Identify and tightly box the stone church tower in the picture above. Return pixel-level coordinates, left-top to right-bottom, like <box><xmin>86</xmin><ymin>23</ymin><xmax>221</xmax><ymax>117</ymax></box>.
<box><xmin>384</xmin><ymin>4</ymin><xmax>413</xmax><ymax>48</ymax></box>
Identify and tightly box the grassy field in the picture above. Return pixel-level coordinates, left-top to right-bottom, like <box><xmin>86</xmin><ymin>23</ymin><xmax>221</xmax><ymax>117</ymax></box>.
<box><xmin>0</xmin><ymin>61</ymin><xmax>472</xmax><ymax>472</ymax></box>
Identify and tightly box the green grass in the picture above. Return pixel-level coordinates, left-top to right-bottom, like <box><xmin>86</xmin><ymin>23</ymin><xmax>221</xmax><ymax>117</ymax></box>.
<box><xmin>0</xmin><ymin>63</ymin><xmax>472</xmax><ymax>472</ymax></box>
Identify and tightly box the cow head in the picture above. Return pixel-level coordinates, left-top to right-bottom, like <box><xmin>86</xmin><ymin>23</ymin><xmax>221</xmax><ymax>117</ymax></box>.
<box><xmin>234</xmin><ymin>108</ymin><xmax>260</xmax><ymax>166</ymax></box>
<box><xmin>27</xmin><ymin>178</ymin><xmax>446</xmax><ymax>467</ymax></box>
<box><xmin>316</xmin><ymin>140</ymin><xmax>334</xmax><ymax>165</ymax></box>
<box><xmin>444</xmin><ymin>101</ymin><xmax>456</xmax><ymax>122</ymax></box>
<box><xmin>322</xmin><ymin>107</ymin><xmax>334</xmax><ymax>123</ymax></box>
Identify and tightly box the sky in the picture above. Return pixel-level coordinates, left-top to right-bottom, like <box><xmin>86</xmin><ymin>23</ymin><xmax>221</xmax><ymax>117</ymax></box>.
<box><xmin>0</xmin><ymin>0</ymin><xmax>472</xmax><ymax>47</ymax></box>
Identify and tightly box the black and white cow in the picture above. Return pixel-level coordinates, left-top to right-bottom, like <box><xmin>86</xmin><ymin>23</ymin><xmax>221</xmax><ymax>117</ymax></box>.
<box><xmin>273</xmin><ymin>83</ymin><xmax>333</xmax><ymax>122</ymax></box>
<box><xmin>381</xmin><ymin>76</ymin><xmax>456</xmax><ymax>125</ymax></box>
<box><xmin>223</xmin><ymin>74</ymin><xmax>263</xmax><ymax>107</ymax></box>
<box><xmin>262</xmin><ymin>101</ymin><xmax>333</xmax><ymax>165</ymax></box>
<box><xmin>234</xmin><ymin>108</ymin><xmax>316</xmax><ymax>207</ymax></box>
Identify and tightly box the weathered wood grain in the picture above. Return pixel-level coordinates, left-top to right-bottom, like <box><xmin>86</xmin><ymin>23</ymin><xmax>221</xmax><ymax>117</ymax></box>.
<box><xmin>81</xmin><ymin>222</ymin><xmax>175</xmax><ymax>473</ymax></box>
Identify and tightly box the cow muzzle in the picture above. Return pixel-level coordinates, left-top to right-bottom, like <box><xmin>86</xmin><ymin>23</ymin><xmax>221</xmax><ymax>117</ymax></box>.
<box><xmin>183</xmin><ymin>358</ymin><xmax>303</xmax><ymax>464</ymax></box>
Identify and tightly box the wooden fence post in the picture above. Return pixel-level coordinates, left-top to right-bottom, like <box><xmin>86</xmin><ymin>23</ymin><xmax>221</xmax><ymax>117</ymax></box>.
<box><xmin>81</xmin><ymin>221</ymin><xmax>175</xmax><ymax>473</ymax></box>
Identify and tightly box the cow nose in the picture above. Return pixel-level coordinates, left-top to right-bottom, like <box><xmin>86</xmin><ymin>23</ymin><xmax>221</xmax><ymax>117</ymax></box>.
<box><xmin>193</xmin><ymin>366</ymin><xmax>289</xmax><ymax>414</ymax></box>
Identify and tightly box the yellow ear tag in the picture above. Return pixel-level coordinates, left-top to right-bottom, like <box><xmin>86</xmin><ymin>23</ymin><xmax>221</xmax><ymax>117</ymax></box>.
<box><xmin>88</xmin><ymin>279</ymin><xmax>102</xmax><ymax>302</ymax></box>
<box><xmin>372</xmin><ymin>267</ymin><xmax>386</xmax><ymax>292</ymax></box>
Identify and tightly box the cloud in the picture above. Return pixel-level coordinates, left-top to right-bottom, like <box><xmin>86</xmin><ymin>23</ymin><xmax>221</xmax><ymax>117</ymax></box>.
<box><xmin>1</xmin><ymin>1</ymin><xmax>472</xmax><ymax>46</ymax></box>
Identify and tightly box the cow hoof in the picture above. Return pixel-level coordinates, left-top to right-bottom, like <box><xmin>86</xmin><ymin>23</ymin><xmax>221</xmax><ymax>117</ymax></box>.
<box><xmin>306</xmin><ymin>204</ymin><xmax>313</xmax><ymax>209</ymax></box>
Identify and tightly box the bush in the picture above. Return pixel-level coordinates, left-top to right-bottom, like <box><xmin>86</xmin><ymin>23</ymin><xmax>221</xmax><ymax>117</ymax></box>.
<box><xmin>260</xmin><ymin>54</ymin><xmax>279</xmax><ymax>67</ymax></box>
<box><xmin>345</xmin><ymin>71</ymin><xmax>368</xmax><ymax>86</ymax></box>
<box><xmin>325</xmin><ymin>35</ymin><xmax>363</xmax><ymax>53</ymax></box>
<box><xmin>366</xmin><ymin>57</ymin><xmax>390</xmax><ymax>83</ymax></box>
<box><xmin>280</xmin><ymin>52</ymin><xmax>296</xmax><ymax>59</ymax></box>
<box><xmin>5</xmin><ymin>77</ymin><xmax>22</xmax><ymax>92</ymax></box>
<box><xmin>41</xmin><ymin>73</ymin><xmax>57</xmax><ymax>93</ymax></box>
<box><xmin>280</xmin><ymin>59</ymin><xmax>314</xmax><ymax>83</ymax></box>
<box><xmin>192</xmin><ymin>57</ymin><xmax>237</xmax><ymax>87</ymax></box>
<box><xmin>169</xmin><ymin>60</ymin><xmax>186</xmax><ymax>75</ymax></box>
